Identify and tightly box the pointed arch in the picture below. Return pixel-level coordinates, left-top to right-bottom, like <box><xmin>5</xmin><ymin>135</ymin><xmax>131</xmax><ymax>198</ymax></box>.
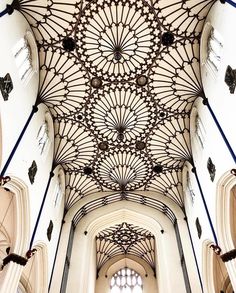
<box><xmin>216</xmin><ymin>170</ymin><xmax>236</xmax><ymax>252</ymax></box>
<box><xmin>0</xmin><ymin>177</ymin><xmax>30</xmax><ymax>292</ymax></box>
<box><xmin>202</xmin><ymin>240</ymin><xmax>234</xmax><ymax>293</ymax></box>
<box><xmin>20</xmin><ymin>242</ymin><xmax>48</xmax><ymax>293</ymax></box>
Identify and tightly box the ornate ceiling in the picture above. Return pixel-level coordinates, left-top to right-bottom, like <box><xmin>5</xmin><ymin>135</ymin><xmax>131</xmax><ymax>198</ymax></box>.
<box><xmin>96</xmin><ymin>222</ymin><xmax>155</xmax><ymax>275</ymax></box>
<box><xmin>17</xmin><ymin>0</ymin><xmax>216</xmax><ymax>215</ymax></box>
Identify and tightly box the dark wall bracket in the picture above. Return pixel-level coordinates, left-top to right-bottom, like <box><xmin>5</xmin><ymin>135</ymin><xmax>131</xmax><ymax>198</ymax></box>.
<box><xmin>221</xmin><ymin>249</ymin><xmax>236</xmax><ymax>262</ymax></box>
<box><xmin>2</xmin><ymin>253</ymin><xmax>28</xmax><ymax>270</ymax></box>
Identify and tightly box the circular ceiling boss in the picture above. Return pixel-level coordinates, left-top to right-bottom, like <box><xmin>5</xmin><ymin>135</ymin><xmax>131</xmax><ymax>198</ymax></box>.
<box><xmin>75</xmin><ymin>0</ymin><xmax>161</xmax><ymax>81</ymax></box>
<box><xmin>85</xmin><ymin>84</ymin><xmax>158</xmax><ymax>144</ymax></box>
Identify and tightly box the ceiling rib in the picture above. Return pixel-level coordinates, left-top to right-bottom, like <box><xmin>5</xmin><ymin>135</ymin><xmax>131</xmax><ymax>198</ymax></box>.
<box><xmin>17</xmin><ymin>0</ymin><xmax>216</xmax><ymax>215</ymax></box>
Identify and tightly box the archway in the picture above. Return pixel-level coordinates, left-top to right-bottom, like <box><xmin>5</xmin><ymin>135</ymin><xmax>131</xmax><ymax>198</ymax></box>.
<box><xmin>0</xmin><ymin>177</ymin><xmax>30</xmax><ymax>292</ymax></box>
<box><xmin>216</xmin><ymin>171</ymin><xmax>236</xmax><ymax>291</ymax></box>
<box><xmin>202</xmin><ymin>241</ymin><xmax>234</xmax><ymax>293</ymax></box>
<box><xmin>55</xmin><ymin>199</ymin><xmax>200</xmax><ymax>293</ymax></box>
<box><xmin>20</xmin><ymin>242</ymin><xmax>48</xmax><ymax>293</ymax></box>
<box><xmin>216</xmin><ymin>171</ymin><xmax>236</xmax><ymax>251</ymax></box>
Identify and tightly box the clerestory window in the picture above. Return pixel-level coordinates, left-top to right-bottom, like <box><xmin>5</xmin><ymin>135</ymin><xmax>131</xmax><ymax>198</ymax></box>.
<box><xmin>36</xmin><ymin>121</ymin><xmax>50</xmax><ymax>155</ymax></box>
<box><xmin>110</xmin><ymin>268</ymin><xmax>143</xmax><ymax>293</ymax></box>
<box><xmin>206</xmin><ymin>28</ymin><xmax>223</xmax><ymax>73</ymax></box>
<box><xmin>13</xmin><ymin>36</ymin><xmax>33</xmax><ymax>82</ymax></box>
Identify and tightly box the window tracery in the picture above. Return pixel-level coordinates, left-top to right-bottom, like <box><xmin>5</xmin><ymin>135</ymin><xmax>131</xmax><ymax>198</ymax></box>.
<box><xmin>206</xmin><ymin>28</ymin><xmax>223</xmax><ymax>73</ymax></box>
<box><xmin>13</xmin><ymin>36</ymin><xmax>33</xmax><ymax>82</ymax></box>
<box><xmin>186</xmin><ymin>171</ymin><xmax>195</xmax><ymax>204</ymax></box>
<box><xmin>54</xmin><ymin>180</ymin><xmax>62</xmax><ymax>207</ymax></box>
<box><xmin>36</xmin><ymin>121</ymin><xmax>49</xmax><ymax>155</ymax></box>
<box><xmin>194</xmin><ymin>114</ymin><xmax>205</xmax><ymax>149</ymax></box>
<box><xmin>110</xmin><ymin>268</ymin><xmax>143</xmax><ymax>293</ymax></box>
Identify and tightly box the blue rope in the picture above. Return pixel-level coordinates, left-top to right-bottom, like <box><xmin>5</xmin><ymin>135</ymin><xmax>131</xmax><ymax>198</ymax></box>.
<box><xmin>193</xmin><ymin>168</ymin><xmax>218</xmax><ymax>245</ymax></box>
<box><xmin>0</xmin><ymin>7</ymin><xmax>8</xmax><ymax>17</ymax></box>
<box><xmin>226</xmin><ymin>0</ymin><xmax>236</xmax><ymax>8</ymax></box>
<box><xmin>186</xmin><ymin>219</ymin><xmax>204</xmax><ymax>293</ymax></box>
<box><xmin>29</xmin><ymin>171</ymin><xmax>54</xmax><ymax>249</ymax></box>
<box><xmin>205</xmin><ymin>100</ymin><xmax>236</xmax><ymax>164</ymax></box>
<box><xmin>0</xmin><ymin>106</ymin><xmax>38</xmax><ymax>177</ymax></box>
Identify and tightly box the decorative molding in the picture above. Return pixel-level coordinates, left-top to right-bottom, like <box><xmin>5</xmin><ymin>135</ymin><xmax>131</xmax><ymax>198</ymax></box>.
<box><xmin>0</xmin><ymin>73</ymin><xmax>13</xmax><ymax>101</ymax></box>
<box><xmin>195</xmin><ymin>218</ymin><xmax>202</xmax><ymax>239</ymax></box>
<box><xmin>47</xmin><ymin>220</ymin><xmax>53</xmax><ymax>241</ymax></box>
<box><xmin>225</xmin><ymin>65</ymin><xmax>236</xmax><ymax>94</ymax></box>
<box><xmin>207</xmin><ymin>157</ymin><xmax>216</xmax><ymax>182</ymax></box>
<box><xmin>28</xmin><ymin>160</ymin><xmax>37</xmax><ymax>184</ymax></box>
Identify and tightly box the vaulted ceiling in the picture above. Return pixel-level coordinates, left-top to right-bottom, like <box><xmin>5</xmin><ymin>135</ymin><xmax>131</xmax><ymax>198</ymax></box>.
<box><xmin>96</xmin><ymin>222</ymin><xmax>155</xmax><ymax>275</ymax></box>
<box><xmin>18</xmin><ymin>0</ymin><xmax>215</xmax><ymax>218</ymax></box>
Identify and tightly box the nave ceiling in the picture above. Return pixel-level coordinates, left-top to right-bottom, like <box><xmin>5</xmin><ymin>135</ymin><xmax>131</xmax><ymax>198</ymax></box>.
<box><xmin>16</xmin><ymin>0</ymin><xmax>215</xmax><ymax>221</ymax></box>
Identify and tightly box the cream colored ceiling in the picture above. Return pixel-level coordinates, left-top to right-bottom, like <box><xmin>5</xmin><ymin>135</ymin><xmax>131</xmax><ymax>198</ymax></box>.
<box><xmin>17</xmin><ymin>0</ymin><xmax>216</xmax><ymax>216</ymax></box>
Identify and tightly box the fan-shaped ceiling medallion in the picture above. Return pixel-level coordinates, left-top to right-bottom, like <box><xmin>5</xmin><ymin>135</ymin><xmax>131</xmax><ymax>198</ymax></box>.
<box><xmin>93</xmin><ymin>150</ymin><xmax>154</xmax><ymax>191</ymax></box>
<box><xmin>85</xmin><ymin>84</ymin><xmax>157</xmax><ymax>144</ymax></box>
<box><xmin>18</xmin><ymin>0</ymin><xmax>215</xmax><ymax>219</ymax></box>
<box><xmin>76</xmin><ymin>0</ymin><xmax>161</xmax><ymax>81</ymax></box>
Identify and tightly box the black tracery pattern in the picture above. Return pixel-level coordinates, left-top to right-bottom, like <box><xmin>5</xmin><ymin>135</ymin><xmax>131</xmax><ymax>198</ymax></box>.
<box><xmin>96</xmin><ymin>222</ymin><xmax>155</xmax><ymax>273</ymax></box>
<box><xmin>93</xmin><ymin>150</ymin><xmax>154</xmax><ymax>191</ymax></box>
<box><xmin>76</xmin><ymin>0</ymin><xmax>161</xmax><ymax>81</ymax></box>
<box><xmin>17</xmin><ymin>0</ymin><xmax>216</xmax><ymax>214</ymax></box>
<box><xmin>85</xmin><ymin>83</ymin><xmax>157</xmax><ymax>144</ymax></box>
<box><xmin>38</xmin><ymin>46</ymin><xmax>90</xmax><ymax>116</ymax></box>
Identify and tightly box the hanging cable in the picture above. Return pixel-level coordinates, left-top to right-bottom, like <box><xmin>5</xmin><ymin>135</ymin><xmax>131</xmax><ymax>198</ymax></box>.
<box><xmin>0</xmin><ymin>105</ymin><xmax>38</xmax><ymax>177</ymax></box>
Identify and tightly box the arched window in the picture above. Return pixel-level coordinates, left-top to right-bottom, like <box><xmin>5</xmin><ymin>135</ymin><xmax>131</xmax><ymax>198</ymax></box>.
<box><xmin>110</xmin><ymin>267</ymin><xmax>143</xmax><ymax>293</ymax></box>
<box><xmin>186</xmin><ymin>171</ymin><xmax>195</xmax><ymax>204</ymax></box>
<box><xmin>194</xmin><ymin>114</ymin><xmax>205</xmax><ymax>149</ymax></box>
<box><xmin>12</xmin><ymin>30</ymin><xmax>38</xmax><ymax>84</ymax></box>
<box><xmin>206</xmin><ymin>27</ymin><xmax>223</xmax><ymax>73</ymax></box>
<box><xmin>36</xmin><ymin>121</ymin><xmax>49</xmax><ymax>155</ymax></box>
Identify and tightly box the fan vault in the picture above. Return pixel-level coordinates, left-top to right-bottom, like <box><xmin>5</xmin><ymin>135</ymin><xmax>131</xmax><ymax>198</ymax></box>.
<box><xmin>15</xmin><ymin>0</ymin><xmax>216</xmax><ymax>276</ymax></box>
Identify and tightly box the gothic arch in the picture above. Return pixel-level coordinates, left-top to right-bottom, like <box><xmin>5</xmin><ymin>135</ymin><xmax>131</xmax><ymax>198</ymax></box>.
<box><xmin>20</xmin><ymin>242</ymin><xmax>48</xmax><ymax>293</ymax></box>
<box><xmin>96</xmin><ymin>255</ymin><xmax>157</xmax><ymax>293</ymax></box>
<box><xmin>216</xmin><ymin>171</ymin><xmax>236</xmax><ymax>252</ymax></box>
<box><xmin>216</xmin><ymin>171</ymin><xmax>236</xmax><ymax>291</ymax></box>
<box><xmin>0</xmin><ymin>177</ymin><xmax>30</xmax><ymax>292</ymax></box>
<box><xmin>202</xmin><ymin>240</ymin><xmax>218</xmax><ymax>293</ymax></box>
<box><xmin>58</xmin><ymin>201</ymin><xmax>197</xmax><ymax>293</ymax></box>
<box><xmin>202</xmin><ymin>240</ymin><xmax>234</xmax><ymax>293</ymax></box>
